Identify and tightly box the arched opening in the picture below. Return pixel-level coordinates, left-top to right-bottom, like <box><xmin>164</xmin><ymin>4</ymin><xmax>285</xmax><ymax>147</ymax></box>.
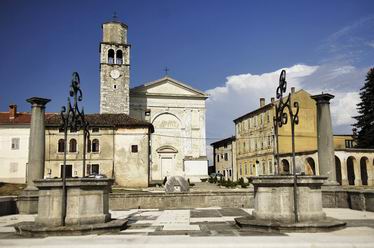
<box><xmin>58</xmin><ymin>139</ymin><xmax>65</xmax><ymax>152</ymax></box>
<box><xmin>116</xmin><ymin>50</ymin><xmax>123</xmax><ymax>64</ymax></box>
<box><xmin>305</xmin><ymin>157</ymin><xmax>316</xmax><ymax>175</ymax></box>
<box><xmin>360</xmin><ymin>157</ymin><xmax>369</xmax><ymax>186</ymax></box>
<box><xmin>92</xmin><ymin>139</ymin><xmax>100</xmax><ymax>153</ymax></box>
<box><xmin>108</xmin><ymin>49</ymin><xmax>114</xmax><ymax>64</ymax></box>
<box><xmin>347</xmin><ymin>156</ymin><xmax>356</xmax><ymax>185</ymax></box>
<box><xmin>335</xmin><ymin>156</ymin><xmax>342</xmax><ymax>185</ymax></box>
<box><xmin>69</xmin><ymin>138</ymin><xmax>77</xmax><ymax>153</ymax></box>
<box><xmin>281</xmin><ymin>159</ymin><xmax>290</xmax><ymax>174</ymax></box>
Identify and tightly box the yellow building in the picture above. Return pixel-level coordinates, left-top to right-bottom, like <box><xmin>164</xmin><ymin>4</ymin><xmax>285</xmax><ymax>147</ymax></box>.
<box><xmin>234</xmin><ymin>88</ymin><xmax>319</xmax><ymax>179</ymax></box>
<box><xmin>333</xmin><ymin>135</ymin><xmax>355</xmax><ymax>149</ymax></box>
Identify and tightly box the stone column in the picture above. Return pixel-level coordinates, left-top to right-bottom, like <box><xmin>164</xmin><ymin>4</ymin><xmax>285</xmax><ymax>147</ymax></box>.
<box><xmin>311</xmin><ymin>94</ymin><xmax>338</xmax><ymax>185</ymax></box>
<box><xmin>25</xmin><ymin>97</ymin><xmax>51</xmax><ymax>190</ymax></box>
<box><xmin>341</xmin><ymin>158</ymin><xmax>349</xmax><ymax>186</ymax></box>
<box><xmin>353</xmin><ymin>158</ymin><xmax>362</xmax><ymax>186</ymax></box>
<box><xmin>17</xmin><ymin>97</ymin><xmax>50</xmax><ymax>214</ymax></box>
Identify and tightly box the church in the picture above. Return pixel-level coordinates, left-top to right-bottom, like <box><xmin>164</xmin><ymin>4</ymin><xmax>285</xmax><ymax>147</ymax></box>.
<box><xmin>43</xmin><ymin>19</ymin><xmax>208</xmax><ymax>187</ymax></box>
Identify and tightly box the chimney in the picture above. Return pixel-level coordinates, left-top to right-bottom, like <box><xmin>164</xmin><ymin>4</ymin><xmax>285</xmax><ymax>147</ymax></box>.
<box><xmin>271</xmin><ymin>97</ymin><xmax>275</xmax><ymax>103</ymax></box>
<box><xmin>260</xmin><ymin>98</ymin><xmax>265</xmax><ymax>107</ymax></box>
<box><xmin>291</xmin><ymin>87</ymin><xmax>295</xmax><ymax>94</ymax></box>
<box><xmin>9</xmin><ymin>105</ymin><xmax>17</xmax><ymax>119</ymax></box>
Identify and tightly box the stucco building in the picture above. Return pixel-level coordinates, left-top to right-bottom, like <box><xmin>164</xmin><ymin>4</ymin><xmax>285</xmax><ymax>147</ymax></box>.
<box><xmin>234</xmin><ymin>89</ymin><xmax>318</xmax><ymax>179</ymax></box>
<box><xmin>0</xmin><ymin>105</ymin><xmax>30</xmax><ymax>183</ymax></box>
<box><xmin>210</xmin><ymin>136</ymin><xmax>236</xmax><ymax>181</ymax></box>
<box><xmin>44</xmin><ymin>114</ymin><xmax>153</xmax><ymax>187</ymax></box>
<box><xmin>228</xmin><ymin>88</ymin><xmax>373</xmax><ymax>186</ymax></box>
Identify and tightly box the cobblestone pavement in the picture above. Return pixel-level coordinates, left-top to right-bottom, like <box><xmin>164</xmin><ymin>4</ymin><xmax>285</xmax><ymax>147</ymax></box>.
<box><xmin>0</xmin><ymin>208</ymin><xmax>374</xmax><ymax>247</ymax></box>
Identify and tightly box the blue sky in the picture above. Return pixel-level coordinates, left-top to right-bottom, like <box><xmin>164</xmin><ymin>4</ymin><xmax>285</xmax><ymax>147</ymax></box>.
<box><xmin>0</xmin><ymin>0</ymin><xmax>373</xmax><ymax>140</ymax></box>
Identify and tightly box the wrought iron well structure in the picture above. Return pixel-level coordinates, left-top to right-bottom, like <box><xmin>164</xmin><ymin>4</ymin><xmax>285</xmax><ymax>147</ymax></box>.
<box><xmin>273</xmin><ymin>70</ymin><xmax>300</xmax><ymax>223</ymax></box>
<box><xmin>60</xmin><ymin>72</ymin><xmax>90</xmax><ymax>226</ymax></box>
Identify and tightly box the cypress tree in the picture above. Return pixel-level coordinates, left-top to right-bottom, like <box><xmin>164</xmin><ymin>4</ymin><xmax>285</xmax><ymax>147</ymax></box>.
<box><xmin>353</xmin><ymin>68</ymin><xmax>374</xmax><ymax>148</ymax></box>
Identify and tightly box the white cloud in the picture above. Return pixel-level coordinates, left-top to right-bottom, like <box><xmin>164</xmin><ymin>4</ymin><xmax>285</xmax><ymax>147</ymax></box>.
<box><xmin>205</xmin><ymin>64</ymin><xmax>364</xmax><ymax>145</ymax></box>
<box><xmin>205</xmin><ymin>64</ymin><xmax>319</xmax><ymax>143</ymax></box>
<box><xmin>330</xmin><ymin>91</ymin><xmax>360</xmax><ymax>127</ymax></box>
<box><xmin>367</xmin><ymin>41</ymin><xmax>374</xmax><ymax>48</ymax></box>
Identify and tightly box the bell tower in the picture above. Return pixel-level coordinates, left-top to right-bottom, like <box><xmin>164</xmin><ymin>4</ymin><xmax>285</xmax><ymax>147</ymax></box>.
<box><xmin>99</xmin><ymin>20</ymin><xmax>130</xmax><ymax>114</ymax></box>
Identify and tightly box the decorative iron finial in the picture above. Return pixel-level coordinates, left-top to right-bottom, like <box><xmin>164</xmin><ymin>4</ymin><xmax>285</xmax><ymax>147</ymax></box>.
<box><xmin>60</xmin><ymin>72</ymin><xmax>90</xmax><ymax>226</ymax></box>
<box><xmin>273</xmin><ymin>69</ymin><xmax>300</xmax><ymax>223</ymax></box>
<box><xmin>113</xmin><ymin>11</ymin><xmax>118</xmax><ymax>21</ymax></box>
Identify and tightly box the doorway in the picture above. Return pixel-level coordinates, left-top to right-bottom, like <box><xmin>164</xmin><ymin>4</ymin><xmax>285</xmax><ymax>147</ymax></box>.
<box><xmin>60</xmin><ymin>164</ymin><xmax>72</xmax><ymax>178</ymax></box>
<box><xmin>161</xmin><ymin>157</ymin><xmax>173</xmax><ymax>178</ymax></box>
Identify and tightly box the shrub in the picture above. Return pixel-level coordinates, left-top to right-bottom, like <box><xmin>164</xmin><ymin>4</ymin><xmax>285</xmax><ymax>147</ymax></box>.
<box><xmin>200</xmin><ymin>178</ymin><xmax>208</xmax><ymax>182</ymax></box>
<box><xmin>208</xmin><ymin>177</ymin><xmax>214</xmax><ymax>183</ymax></box>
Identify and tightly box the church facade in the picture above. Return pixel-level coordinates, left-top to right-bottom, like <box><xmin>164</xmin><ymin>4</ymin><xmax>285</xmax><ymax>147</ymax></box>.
<box><xmin>130</xmin><ymin>77</ymin><xmax>208</xmax><ymax>183</ymax></box>
<box><xmin>42</xmin><ymin>19</ymin><xmax>208</xmax><ymax>186</ymax></box>
<box><xmin>98</xmin><ymin>20</ymin><xmax>208</xmax><ymax>184</ymax></box>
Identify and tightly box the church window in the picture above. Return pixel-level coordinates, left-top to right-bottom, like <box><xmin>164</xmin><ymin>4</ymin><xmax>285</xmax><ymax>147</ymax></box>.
<box><xmin>217</xmin><ymin>154</ymin><xmax>219</xmax><ymax>162</ymax></box>
<box><xmin>92</xmin><ymin>139</ymin><xmax>100</xmax><ymax>152</ymax></box>
<box><xmin>108</xmin><ymin>49</ymin><xmax>114</xmax><ymax>64</ymax></box>
<box><xmin>113</xmin><ymin>84</ymin><xmax>117</xmax><ymax>89</ymax></box>
<box><xmin>116</xmin><ymin>50</ymin><xmax>123</xmax><ymax>64</ymax></box>
<box><xmin>131</xmin><ymin>145</ymin><xmax>138</xmax><ymax>153</ymax></box>
<box><xmin>58</xmin><ymin>139</ymin><xmax>65</xmax><ymax>152</ymax></box>
<box><xmin>224</xmin><ymin>153</ymin><xmax>228</xmax><ymax>161</ymax></box>
<box><xmin>69</xmin><ymin>139</ymin><xmax>77</xmax><ymax>152</ymax></box>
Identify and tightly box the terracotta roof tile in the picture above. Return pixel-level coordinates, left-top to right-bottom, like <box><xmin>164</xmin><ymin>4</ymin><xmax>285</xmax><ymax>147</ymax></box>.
<box><xmin>0</xmin><ymin>112</ymin><xmax>31</xmax><ymax>125</ymax></box>
<box><xmin>45</xmin><ymin>113</ymin><xmax>154</xmax><ymax>131</ymax></box>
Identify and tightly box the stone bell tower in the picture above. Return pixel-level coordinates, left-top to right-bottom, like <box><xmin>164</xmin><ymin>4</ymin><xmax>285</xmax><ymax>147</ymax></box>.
<box><xmin>99</xmin><ymin>20</ymin><xmax>130</xmax><ymax>114</ymax></box>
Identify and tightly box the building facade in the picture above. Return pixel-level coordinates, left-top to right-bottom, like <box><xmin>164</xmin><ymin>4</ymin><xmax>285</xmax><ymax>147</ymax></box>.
<box><xmin>234</xmin><ymin>89</ymin><xmax>318</xmax><ymax>179</ymax></box>
<box><xmin>0</xmin><ymin>105</ymin><xmax>30</xmax><ymax>183</ymax></box>
<box><xmin>210</xmin><ymin>136</ymin><xmax>236</xmax><ymax>181</ymax></box>
<box><xmin>44</xmin><ymin>114</ymin><xmax>153</xmax><ymax>187</ymax></box>
<box><xmin>228</xmin><ymin>88</ymin><xmax>374</xmax><ymax>186</ymax></box>
<box><xmin>130</xmin><ymin>77</ymin><xmax>209</xmax><ymax>183</ymax></box>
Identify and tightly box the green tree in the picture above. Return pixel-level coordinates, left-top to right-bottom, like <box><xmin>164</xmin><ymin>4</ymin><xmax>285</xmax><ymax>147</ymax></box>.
<box><xmin>353</xmin><ymin>68</ymin><xmax>374</xmax><ymax>148</ymax></box>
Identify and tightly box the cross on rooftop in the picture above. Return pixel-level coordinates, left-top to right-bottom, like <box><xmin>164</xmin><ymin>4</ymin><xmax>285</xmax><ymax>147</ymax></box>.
<box><xmin>164</xmin><ymin>67</ymin><xmax>169</xmax><ymax>76</ymax></box>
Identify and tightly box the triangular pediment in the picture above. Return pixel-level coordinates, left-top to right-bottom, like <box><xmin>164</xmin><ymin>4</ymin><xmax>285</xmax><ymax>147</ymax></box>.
<box><xmin>130</xmin><ymin>77</ymin><xmax>208</xmax><ymax>98</ymax></box>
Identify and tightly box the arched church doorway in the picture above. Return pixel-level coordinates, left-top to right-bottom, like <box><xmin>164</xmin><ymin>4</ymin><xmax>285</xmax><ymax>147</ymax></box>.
<box><xmin>305</xmin><ymin>157</ymin><xmax>316</xmax><ymax>175</ymax></box>
<box><xmin>347</xmin><ymin>156</ymin><xmax>356</xmax><ymax>185</ymax></box>
<box><xmin>360</xmin><ymin>157</ymin><xmax>369</xmax><ymax>186</ymax></box>
<box><xmin>156</xmin><ymin>146</ymin><xmax>178</xmax><ymax>179</ymax></box>
<box><xmin>335</xmin><ymin>156</ymin><xmax>342</xmax><ymax>185</ymax></box>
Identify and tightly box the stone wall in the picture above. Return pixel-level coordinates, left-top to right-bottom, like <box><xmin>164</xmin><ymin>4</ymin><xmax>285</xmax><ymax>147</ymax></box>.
<box><xmin>109</xmin><ymin>189</ymin><xmax>374</xmax><ymax>211</ymax></box>
<box><xmin>110</xmin><ymin>191</ymin><xmax>253</xmax><ymax>210</ymax></box>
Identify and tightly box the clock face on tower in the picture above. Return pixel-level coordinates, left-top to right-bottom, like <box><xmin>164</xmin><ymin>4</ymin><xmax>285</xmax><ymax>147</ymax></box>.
<box><xmin>110</xmin><ymin>69</ymin><xmax>120</xmax><ymax>79</ymax></box>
